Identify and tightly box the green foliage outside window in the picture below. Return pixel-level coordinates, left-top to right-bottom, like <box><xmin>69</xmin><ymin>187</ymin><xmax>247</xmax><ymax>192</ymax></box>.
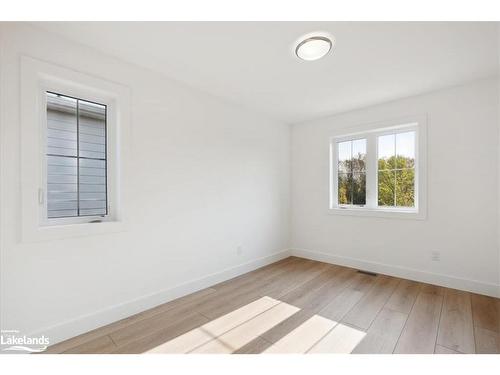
<box><xmin>338</xmin><ymin>154</ymin><xmax>415</xmax><ymax>207</ymax></box>
<box><xmin>337</xmin><ymin>131</ymin><xmax>415</xmax><ymax>208</ymax></box>
<box><xmin>338</xmin><ymin>152</ymin><xmax>366</xmax><ymax>206</ymax></box>
<box><xmin>377</xmin><ymin>156</ymin><xmax>415</xmax><ymax>207</ymax></box>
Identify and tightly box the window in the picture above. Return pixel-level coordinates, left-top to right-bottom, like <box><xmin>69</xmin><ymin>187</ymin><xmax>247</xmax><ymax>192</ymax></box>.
<box><xmin>45</xmin><ymin>92</ymin><xmax>108</xmax><ymax>220</ymax></box>
<box><xmin>330</xmin><ymin>118</ymin><xmax>426</xmax><ymax>219</ymax></box>
<box><xmin>20</xmin><ymin>56</ymin><xmax>132</xmax><ymax>241</ymax></box>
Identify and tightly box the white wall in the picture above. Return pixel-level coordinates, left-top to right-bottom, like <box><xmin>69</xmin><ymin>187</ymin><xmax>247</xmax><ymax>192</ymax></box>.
<box><xmin>291</xmin><ymin>79</ymin><xmax>500</xmax><ymax>297</ymax></box>
<box><xmin>0</xmin><ymin>24</ymin><xmax>290</xmax><ymax>343</ymax></box>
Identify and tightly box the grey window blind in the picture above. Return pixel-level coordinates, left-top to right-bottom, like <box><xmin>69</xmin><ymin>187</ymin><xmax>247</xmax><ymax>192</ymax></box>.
<box><xmin>46</xmin><ymin>92</ymin><xmax>107</xmax><ymax>218</ymax></box>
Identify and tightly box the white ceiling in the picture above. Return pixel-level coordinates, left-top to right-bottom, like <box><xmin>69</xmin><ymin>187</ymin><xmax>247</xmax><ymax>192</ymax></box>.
<box><xmin>35</xmin><ymin>22</ymin><xmax>498</xmax><ymax>123</ymax></box>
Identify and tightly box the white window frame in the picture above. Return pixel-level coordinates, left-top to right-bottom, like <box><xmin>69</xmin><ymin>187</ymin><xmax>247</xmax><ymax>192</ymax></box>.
<box><xmin>20</xmin><ymin>56</ymin><xmax>130</xmax><ymax>241</ymax></box>
<box><xmin>329</xmin><ymin>115</ymin><xmax>427</xmax><ymax>220</ymax></box>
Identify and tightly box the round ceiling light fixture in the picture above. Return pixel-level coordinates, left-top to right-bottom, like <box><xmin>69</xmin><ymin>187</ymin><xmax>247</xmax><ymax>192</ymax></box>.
<box><xmin>295</xmin><ymin>35</ymin><xmax>333</xmax><ymax>61</ymax></box>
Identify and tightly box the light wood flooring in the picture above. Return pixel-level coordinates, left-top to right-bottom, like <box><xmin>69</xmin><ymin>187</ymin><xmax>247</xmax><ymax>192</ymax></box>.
<box><xmin>45</xmin><ymin>257</ymin><xmax>500</xmax><ymax>354</ymax></box>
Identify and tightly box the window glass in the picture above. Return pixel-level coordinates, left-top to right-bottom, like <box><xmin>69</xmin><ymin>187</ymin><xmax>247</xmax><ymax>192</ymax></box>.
<box><xmin>46</xmin><ymin>92</ymin><xmax>107</xmax><ymax>218</ymax></box>
<box><xmin>337</xmin><ymin>138</ymin><xmax>366</xmax><ymax>206</ymax></box>
<box><xmin>377</xmin><ymin>131</ymin><xmax>415</xmax><ymax>208</ymax></box>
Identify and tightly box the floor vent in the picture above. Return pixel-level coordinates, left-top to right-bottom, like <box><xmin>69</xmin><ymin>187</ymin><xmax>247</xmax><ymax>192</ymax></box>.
<box><xmin>357</xmin><ymin>269</ymin><xmax>378</xmax><ymax>276</ymax></box>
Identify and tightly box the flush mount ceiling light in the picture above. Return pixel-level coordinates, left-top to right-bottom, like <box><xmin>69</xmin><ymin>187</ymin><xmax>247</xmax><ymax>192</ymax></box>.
<box><xmin>295</xmin><ymin>35</ymin><xmax>333</xmax><ymax>61</ymax></box>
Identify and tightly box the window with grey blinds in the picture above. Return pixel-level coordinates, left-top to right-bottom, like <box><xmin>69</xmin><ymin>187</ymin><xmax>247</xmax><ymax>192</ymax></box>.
<box><xmin>46</xmin><ymin>92</ymin><xmax>107</xmax><ymax>218</ymax></box>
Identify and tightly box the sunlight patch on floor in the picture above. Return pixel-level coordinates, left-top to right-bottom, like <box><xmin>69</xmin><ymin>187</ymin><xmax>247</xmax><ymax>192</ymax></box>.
<box><xmin>147</xmin><ymin>296</ymin><xmax>280</xmax><ymax>353</ymax></box>
<box><xmin>263</xmin><ymin>315</ymin><xmax>338</xmax><ymax>353</ymax></box>
<box><xmin>146</xmin><ymin>295</ymin><xmax>367</xmax><ymax>354</ymax></box>
<box><xmin>192</xmin><ymin>302</ymin><xmax>300</xmax><ymax>353</ymax></box>
<box><xmin>308</xmin><ymin>323</ymin><xmax>366</xmax><ymax>353</ymax></box>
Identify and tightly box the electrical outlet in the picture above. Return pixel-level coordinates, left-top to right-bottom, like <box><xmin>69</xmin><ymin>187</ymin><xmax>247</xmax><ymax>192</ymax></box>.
<box><xmin>431</xmin><ymin>251</ymin><xmax>440</xmax><ymax>262</ymax></box>
<box><xmin>236</xmin><ymin>245</ymin><xmax>243</xmax><ymax>256</ymax></box>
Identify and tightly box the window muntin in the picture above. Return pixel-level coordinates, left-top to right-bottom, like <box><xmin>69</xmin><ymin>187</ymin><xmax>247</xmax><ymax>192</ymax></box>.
<box><xmin>377</xmin><ymin>131</ymin><xmax>415</xmax><ymax>208</ymax></box>
<box><xmin>337</xmin><ymin>138</ymin><xmax>366</xmax><ymax>206</ymax></box>
<box><xmin>46</xmin><ymin>92</ymin><xmax>107</xmax><ymax>219</ymax></box>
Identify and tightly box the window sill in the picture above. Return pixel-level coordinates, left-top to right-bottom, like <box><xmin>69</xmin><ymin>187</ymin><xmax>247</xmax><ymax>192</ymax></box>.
<box><xmin>328</xmin><ymin>207</ymin><xmax>426</xmax><ymax>220</ymax></box>
<box><xmin>22</xmin><ymin>219</ymin><xmax>128</xmax><ymax>243</ymax></box>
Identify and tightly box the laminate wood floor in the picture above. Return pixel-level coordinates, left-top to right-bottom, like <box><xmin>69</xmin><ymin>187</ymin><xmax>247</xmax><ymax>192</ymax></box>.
<box><xmin>45</xmin><ymin>257</ymin><xmax>500</xmax><ymax>354</ymax></box>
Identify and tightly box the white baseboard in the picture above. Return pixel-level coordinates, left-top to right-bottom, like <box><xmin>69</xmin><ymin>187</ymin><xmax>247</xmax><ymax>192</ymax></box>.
<box><xmin>31</xmin><ymin>249</ymin><xmax>292</xmax><ymax>345</ymax></box>
<box><xmin>291</xmin><ymin>248</ymin><xmax>500</xmax><ymax>298</ymax></box>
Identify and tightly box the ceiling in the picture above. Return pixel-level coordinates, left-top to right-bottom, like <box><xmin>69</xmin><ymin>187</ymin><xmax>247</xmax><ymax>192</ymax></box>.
<box><xmin>35</xmin><ymin>22</ymin><xmax>498</xmax><ymax>123</ymax></box>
